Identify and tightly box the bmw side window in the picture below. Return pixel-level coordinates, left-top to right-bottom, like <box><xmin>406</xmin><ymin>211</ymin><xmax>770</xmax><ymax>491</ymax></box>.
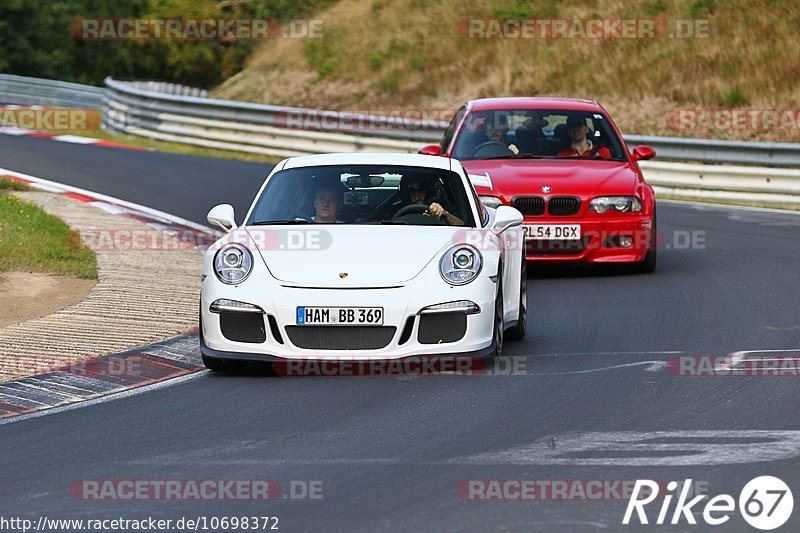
<box><xmin>440</xmin><ymin>106</ymin><xmax>466</xmax><ymax>153</ymax></box>
<box><xmin>592</xmin><ymin>115</ymin><xmax>625</xmax><ymax>160</ymax></box>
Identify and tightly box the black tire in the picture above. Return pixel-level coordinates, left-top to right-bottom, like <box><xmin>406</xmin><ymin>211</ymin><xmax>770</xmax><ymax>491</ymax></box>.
<box><xmin>629</xmin><ymin>206</ymin><xmax>657</xmax><ymax>274</ymax></box>
<box><xmin>492</xmin><ymin>279</ymin><xmax>504</xmax><ymax>358</ymax></box>
<box><xmin>505</xmin><ymin>256</ymin><xmax>527</xmax><ymax>341</ymax></box>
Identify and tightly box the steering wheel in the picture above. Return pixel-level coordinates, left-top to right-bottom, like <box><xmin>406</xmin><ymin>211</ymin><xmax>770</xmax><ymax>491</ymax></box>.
<box><xmin>472</xmin><ymin>141</ymin><xmax>513</xmax><ymax>158</ymax></box>
<box><xmin>393</xmin><ymin>203</ymin><xmax>430</xmax><ymax>219</ymax></box>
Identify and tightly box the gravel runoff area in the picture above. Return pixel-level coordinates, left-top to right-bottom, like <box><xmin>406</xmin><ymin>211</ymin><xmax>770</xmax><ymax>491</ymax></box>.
<box><xmin>0</xmin><ymin>191</ymin><xmax>202</xmax><ymax>382</ymax></box>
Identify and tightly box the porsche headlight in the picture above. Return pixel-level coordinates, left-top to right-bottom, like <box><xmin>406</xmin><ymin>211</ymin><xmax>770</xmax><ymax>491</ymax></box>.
<box><xmin>440</xmin><ymin>245</ymin><xmax>482</xmax><ymax>285</ymax></box>
<box><xmin>214</xmin><ymin>243</ymin><xmax>253</xmax><ymax>284</ymax></box>
<box><xmin>588</xmin><ymin>196</ymin><xmax>642</xmax><ymax>213</ymax></box>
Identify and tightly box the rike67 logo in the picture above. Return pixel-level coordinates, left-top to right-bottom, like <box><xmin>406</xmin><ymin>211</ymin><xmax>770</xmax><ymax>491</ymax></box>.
<box><xmin>623</xmin><ymin>476</ymin><xmax>793</xmax><ymax>530</ymax></box>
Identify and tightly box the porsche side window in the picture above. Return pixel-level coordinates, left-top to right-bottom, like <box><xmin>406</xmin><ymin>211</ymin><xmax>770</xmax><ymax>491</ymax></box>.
<box><xmin>464</xmin><ymin>168</ymin><xmax>488</xmax><ymax>226</ymax></box>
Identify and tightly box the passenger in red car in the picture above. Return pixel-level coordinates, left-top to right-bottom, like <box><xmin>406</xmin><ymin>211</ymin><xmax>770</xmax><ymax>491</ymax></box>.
<box><xmin>558</xmin><ymin>116</ymin><xmax>612</xmax><ymax>158</ymax></box>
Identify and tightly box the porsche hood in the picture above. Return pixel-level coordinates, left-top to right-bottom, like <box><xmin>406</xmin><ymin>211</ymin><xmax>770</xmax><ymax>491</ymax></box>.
<box><xmin>243</xmin><ymin>225</ymin><xmax>466</xmax><ymax>287</ymax></box>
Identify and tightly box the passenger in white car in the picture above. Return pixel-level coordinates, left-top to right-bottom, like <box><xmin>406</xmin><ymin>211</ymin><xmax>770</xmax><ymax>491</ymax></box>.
<box><xmin>311</xmin><ymin>181</ymin><xmax>344</xmax><ymax>223</ymax></box>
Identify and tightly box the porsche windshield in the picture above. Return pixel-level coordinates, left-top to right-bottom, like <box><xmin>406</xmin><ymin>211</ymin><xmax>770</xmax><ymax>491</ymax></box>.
<box><xmin>451</xmin><ymin>109</ymin><xmax>627</xmax><ymax>161</ymax></box>
<box><xmin>247</xmin><ymin>165</ymin><xmax>476</xmax><ymax>227</ymax></box>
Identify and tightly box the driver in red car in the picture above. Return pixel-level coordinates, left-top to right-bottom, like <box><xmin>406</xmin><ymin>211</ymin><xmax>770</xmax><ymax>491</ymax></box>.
<box><xmin>479</xmin><ymin>114</ymin><xmax>520</xmax><ymax>155</ymax></box>
<box><xmin>399</xmin><ymin>177</ymin><xmax>463</xmax><ymax>225</ymax></box>
<box><xmin>558</xmin><ymin>115</ymin><xmax>612</xmax><ymax>158</ymax></box>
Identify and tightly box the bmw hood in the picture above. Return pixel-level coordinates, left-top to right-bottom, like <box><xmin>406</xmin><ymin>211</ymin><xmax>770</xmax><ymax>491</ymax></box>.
<box><xmin>244</xmin><ymin>225</ymin><xmax>462</xmax><ymax>287</ymax></box>
<box><xmin>464</xmin><ymin>159</ymin><xmax>638</xmax><ymax>197</ymax></box>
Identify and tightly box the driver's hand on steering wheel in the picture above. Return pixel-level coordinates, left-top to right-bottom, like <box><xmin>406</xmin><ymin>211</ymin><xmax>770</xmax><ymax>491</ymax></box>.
<box><xmin>427</xmin><ymin>202</ymin><xmax>447</xmax><ymax>219</ymax></box>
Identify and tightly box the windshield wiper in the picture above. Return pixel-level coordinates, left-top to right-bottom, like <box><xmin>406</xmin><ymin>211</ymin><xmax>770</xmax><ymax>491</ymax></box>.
<box><xmin>249</xmin><ymin>219</ymin><xmax>312</xmax><ymax>225</ymax></box>
<box><xmin>354</xmin><ymin>220</ymin><xmax>408</xmax><ymax>225</ymax></box>
<box><xmin>556</xmin><ymin>156</ymin><xmax>628</xmax><ymax>162</ymax></box>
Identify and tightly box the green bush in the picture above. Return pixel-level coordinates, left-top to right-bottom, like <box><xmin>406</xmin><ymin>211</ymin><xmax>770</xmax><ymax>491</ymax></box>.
<box><xmin>377</xmin><ymin>69</ymin><xmax>401</xmax><ymax>93</ymax></box>
<box><xmin>720</xmin><ymin>86</ymin><xmax>749</xmax><ymax>107</ymax></box>
<box><xmin>303</xmin><ymin>26</ymin><xmax>342</xmax><ymax>79</ymax></box>
<box><xmin>0</xmin><ymin>0</ymin><xmax>329</xmax><ymax>88</ymax></box>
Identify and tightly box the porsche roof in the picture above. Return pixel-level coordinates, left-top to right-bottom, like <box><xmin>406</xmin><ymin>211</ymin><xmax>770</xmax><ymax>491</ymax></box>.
<box><xmin>281</xmin><ymin>152</ymin><xmax>454</xmax><ymax>171</ymax></box>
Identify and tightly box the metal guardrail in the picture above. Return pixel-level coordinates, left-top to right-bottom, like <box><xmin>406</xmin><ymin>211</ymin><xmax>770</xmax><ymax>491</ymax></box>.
<box><xmin>2</xmin><ymin>73</ymin><xmax>799</xmax><ymax>167</ymax></box>
<box><xmin>102</xmin><ymin>77</ymin><xmax>800</xmax><ymax>168</ymax></box>
<box><xmin>121</xmin><ymin>81</ymin><xmax>208</xmax><ymax>98</ymax></box>
<box><xmin>2</xmin><ymin>74</ymin><xmax>800</xmax><ymax>207</ymax></box>
<box><xmin>640</xmin><ymin>161</ymin><xmax>800</xmax><ymax>209</ymax></box>
<box><xmin>103</xmin><ymin>77</ymin><xmax>426</xmax><ymax>157</ymax></box>
<box><xmin>0</xmin><ymin>73</ymin><xmax>104</xmax><ymax>108</ymax></box>
<box><xmin>624</xmin><ymin>135</ymin><xmax>800</xmax><ymax>168</ymax></box>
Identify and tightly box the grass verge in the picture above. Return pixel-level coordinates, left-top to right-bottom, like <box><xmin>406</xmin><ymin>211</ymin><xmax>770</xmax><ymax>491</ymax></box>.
<box><xmin>0</xmin><ymin>178</ymin><xmax>97</xmax><ymax>279</ymax></box>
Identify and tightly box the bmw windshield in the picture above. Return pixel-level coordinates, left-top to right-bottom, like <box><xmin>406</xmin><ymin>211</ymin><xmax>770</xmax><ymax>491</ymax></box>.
<box><xmin>451</xmin><ymin>109</ymin><xmax>628</xmax><ymax>162</ymax></box>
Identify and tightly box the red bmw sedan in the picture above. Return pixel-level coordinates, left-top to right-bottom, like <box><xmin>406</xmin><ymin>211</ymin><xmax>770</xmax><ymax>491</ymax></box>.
<box><xmin>420</xmin><ymin>97</ymin><xmax>657</xmax><ymax>272</ymax></box>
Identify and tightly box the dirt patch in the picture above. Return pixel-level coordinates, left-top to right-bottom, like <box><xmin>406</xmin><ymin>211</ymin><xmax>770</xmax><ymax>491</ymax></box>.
<box><xmin>0</xmin><ymin>272</ymin><xmax>95</xmax><ymax>328</ymax></box>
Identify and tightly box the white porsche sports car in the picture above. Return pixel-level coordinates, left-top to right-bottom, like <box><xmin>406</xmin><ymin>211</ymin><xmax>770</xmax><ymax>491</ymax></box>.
<box><xmin>200</xmin><ymin>153</ymin><xmax>526</xmax><ymax>371</ymax></box>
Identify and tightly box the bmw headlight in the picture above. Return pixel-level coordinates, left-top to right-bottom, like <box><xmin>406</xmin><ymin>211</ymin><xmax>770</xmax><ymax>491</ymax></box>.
<box><xmin>214</xmin><ymin>243</ymin><xmax>253</xmax><ymax>284</ymax></box>
<box><xmin>440</xmin><ymin>245</ymin><xmax>482</xmax><ymax>285</ymax></box>
<box><xmin>479</xmin><ymin>196</ymin><xmax>503</xmax><ymax>209</ymax></box>
<box><xmin>588</xmin><ymin>196</ymin><xmax>642</xmax><ymax>213</ymax></box>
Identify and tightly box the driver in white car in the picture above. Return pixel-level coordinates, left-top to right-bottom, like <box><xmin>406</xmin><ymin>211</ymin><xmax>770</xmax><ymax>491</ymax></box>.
<box><xmin>400</xmin><ymin>177</ymin><xmax>463</xmax><ymax>226</ymax></box>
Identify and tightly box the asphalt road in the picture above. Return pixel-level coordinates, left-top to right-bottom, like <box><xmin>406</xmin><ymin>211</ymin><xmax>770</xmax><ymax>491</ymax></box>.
<box><xmin>0</xmin><ymin>134</ymin><xmax>270</xmax><ymax>224</ymax></box>
<box><xmin>1</xmin><ymin>135</ymin><xmax>799</xmax><ymax>532</ymax></box>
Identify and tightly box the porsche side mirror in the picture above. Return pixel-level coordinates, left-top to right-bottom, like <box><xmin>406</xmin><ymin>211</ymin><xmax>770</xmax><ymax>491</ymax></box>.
<box><xmin>418</xmin><ymin>144</ymin><xmax>443</xmax><ymax>156</ymax></box>
<box><xmin>492</xmin><ymin>205</ymin><xmax>523</xmax><ymax>235</ymax></box>
<box><xmin>207</xmin><ymin>204</ymin><xmax>236</xmax><ymax>231</ymax></box>
<box><xmin>632</xmin><ymin>145</ymin><xmax>656</xmax><ymax>161</ymax></box>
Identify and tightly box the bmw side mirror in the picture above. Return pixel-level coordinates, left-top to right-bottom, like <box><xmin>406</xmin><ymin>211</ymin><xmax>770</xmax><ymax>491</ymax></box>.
<box><xmin>492</xmin><ymin>205</ymin><xmax>523</xmax><ymax>235</ymax></box>
<box><xmin>632</xmin><ymin>145</ymin><xmax>656</xmax><ymax>161</ymax></box>
<box><xmin>207</xmin><ymin>204</ymin><xmax>236</xmax><ymax>231</ymax></box>
<box><xmin>418</xmin><ymin>144</ymin><xmax>443</xmax><ymax>156</ymax></box>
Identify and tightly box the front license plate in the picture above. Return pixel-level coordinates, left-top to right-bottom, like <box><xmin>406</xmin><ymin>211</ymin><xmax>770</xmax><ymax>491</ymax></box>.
<box><xmin>296</xmin><ymin>306</ymin><xmax>384</xmax><ymax>326</ymax></box>
<box><xmin>524</xmin><ymin>224</ymin><xmax>581</xmax><ymax>240</ymax></box>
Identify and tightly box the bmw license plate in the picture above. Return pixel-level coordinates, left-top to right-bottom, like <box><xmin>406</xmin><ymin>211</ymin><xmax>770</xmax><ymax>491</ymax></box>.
<box><xmin>524</xmin><ymin>224</ymin><xmax>581</xmax><ymax>240</ymax></box>
<box><xmin>296</xmin><ymin>307</ymin><xmax>384</xmax><ymax>326</ymax></box>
